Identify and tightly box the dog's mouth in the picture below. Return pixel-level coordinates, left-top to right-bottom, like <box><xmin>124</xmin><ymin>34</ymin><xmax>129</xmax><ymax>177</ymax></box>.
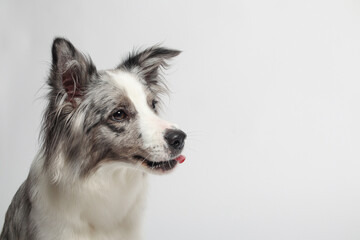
<box><xmin>133</xmin><ymin>155</ymin><xmax>178</xmax><ymax>172</ymax></box>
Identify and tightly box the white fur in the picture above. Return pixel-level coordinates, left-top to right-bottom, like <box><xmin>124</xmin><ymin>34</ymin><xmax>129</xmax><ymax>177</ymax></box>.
<box><xmin>108</xmin><ymin>70</ymin><xmax>175</xmax><ymax>161</ymax></box>
<box><xmin>30</xmin><ymin>155</ymin><xmax>147</xmax><ymax>240</ymax></box>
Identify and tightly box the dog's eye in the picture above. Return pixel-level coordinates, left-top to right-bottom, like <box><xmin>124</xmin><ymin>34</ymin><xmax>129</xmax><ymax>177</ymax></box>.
<box><xmin>152</xmin><ymin>100</ymin><xmax>158</xmax><ymax>109</ymax></box>
<box><xmin>112</xmin><ymin>110</ymin><xmax>127</xmax><ymax>122</ymax></box>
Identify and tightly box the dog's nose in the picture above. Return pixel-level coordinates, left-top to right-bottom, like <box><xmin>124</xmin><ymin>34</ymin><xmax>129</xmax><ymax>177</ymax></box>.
<box><xmin>164</xmin><ymin>129</ymin><xmax>187</xmax><ymax>151</ymax></box>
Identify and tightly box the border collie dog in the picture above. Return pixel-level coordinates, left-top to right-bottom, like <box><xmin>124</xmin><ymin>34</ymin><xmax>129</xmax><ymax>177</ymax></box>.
<box><xmin>1</xmin><ymin>38</ymin><xmax>186</xmax><ymax>240</ymax></box>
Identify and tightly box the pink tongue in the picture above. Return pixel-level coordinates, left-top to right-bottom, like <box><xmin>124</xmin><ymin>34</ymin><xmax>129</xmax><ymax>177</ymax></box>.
<box><xmin>175</xmin><ymin>155</ymin><xmax>186</xmax><ymax>164</ymax></box>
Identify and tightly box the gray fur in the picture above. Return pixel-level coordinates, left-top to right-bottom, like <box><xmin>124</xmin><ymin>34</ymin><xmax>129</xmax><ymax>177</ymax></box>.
<box><xmin>0</xmin><ymin>172</ymin><xmax>37</xmax><ymax>240</ymax></box>
<box><xmin>1</xmin><ymin>38</ymin><xmax>181</xmax><ymax>239</ymax></box>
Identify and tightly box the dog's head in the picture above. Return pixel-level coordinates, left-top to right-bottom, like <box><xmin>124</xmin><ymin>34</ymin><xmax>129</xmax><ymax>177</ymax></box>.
<box><xmin>42</xmin><ymin>38</ymin><xmax>186</xmax><ymax>182</ymax></box>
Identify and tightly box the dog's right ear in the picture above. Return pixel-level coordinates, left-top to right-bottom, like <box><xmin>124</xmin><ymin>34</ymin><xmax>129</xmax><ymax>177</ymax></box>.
<box><xmin>118</xmin><ymin>46</ymin><xmax>181</xmax><ymax>85</ymax></box>
<box><xmin>50</xmin><ymin>38</ymin><xmax>96</xmax><ymax>106</ymax></box>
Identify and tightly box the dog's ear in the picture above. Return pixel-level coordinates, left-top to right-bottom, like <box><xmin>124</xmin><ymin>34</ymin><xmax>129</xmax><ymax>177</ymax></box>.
<box><xmin>50</xmin><ymin>38</ymin><xmax>97</xmax><ymax>106</ymax></box>
<box><xmin>119</xmin><ymin>46</ymin><xmax>181</xmax><ymax>84</ymax></box>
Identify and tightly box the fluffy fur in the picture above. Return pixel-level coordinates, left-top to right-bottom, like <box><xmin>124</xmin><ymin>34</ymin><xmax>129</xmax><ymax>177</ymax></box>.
<box><xmin>1</xmin><ymin>38</ymin><xmax>186</xmax><ymax>240</ymax></box>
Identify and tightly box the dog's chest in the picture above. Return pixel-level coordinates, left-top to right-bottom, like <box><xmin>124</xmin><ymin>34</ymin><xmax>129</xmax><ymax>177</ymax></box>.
<box><xmin>32</xmin><ymin>165</ymin><xmax>148</xmax><ymax>240</ymax></box>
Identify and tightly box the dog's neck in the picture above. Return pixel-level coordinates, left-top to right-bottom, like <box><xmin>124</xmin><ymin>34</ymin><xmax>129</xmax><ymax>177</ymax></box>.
<box><xmin>30</xmin><ymin>156</ymin><xmax>148</xmax><ymax>240</ymax></box>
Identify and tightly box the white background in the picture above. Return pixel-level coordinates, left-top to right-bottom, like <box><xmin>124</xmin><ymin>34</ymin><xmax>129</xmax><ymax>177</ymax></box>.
<box><xmin>1</xmin><ymin>0</ymin><xmax>360</xmax><ymax>239</ymax></box>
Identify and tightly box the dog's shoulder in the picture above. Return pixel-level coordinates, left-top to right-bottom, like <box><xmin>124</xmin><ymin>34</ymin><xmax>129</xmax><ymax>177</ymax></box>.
<box><xmin>0</xmin><ymin>179</ymin><xmax>36</xmax><ymax>240</ymax></box>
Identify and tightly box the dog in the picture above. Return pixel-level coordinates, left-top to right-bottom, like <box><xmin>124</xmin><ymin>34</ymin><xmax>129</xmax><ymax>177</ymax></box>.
<box><xmin>0</xmin><ymin>38</ymin><xmax>186</xmax><ymax>240</ymax></box>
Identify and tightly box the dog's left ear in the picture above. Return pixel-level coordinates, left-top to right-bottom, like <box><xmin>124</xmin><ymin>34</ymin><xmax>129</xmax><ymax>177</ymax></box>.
<box><xmin>50</xmin><ymin>38</ymin><xmax>97</xmax><ymax>106</ymax></box>
<box><xmin>119</xmin><ymin>46</ymin><xmax>181</xmax><ymax>84</ymax></box>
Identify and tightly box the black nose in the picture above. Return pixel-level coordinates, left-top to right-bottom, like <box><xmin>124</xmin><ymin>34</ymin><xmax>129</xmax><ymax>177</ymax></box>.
<box><xmin>164</xmin><ymin>129</ymin><xmax>187</xmax><ymax>150</ymax></box>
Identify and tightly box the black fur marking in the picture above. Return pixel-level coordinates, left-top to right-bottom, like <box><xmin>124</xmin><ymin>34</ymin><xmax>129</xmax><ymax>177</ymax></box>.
<box><xmin>105</xmin><ymin>123</ymin><xmax>125</xmax><ymax>134</ymax></box>
<box><xmin>118</xmin><ymin>46</ymin><xmax>181</xmax><ymax>84</ymax></box>
<box><xmin>51</xmin><ymin>37</ymin><xmax>97</xmax><ymax>106</ymax></box>
<box><xmin>51</xmin><ymin>38</ymin><xmax>76</xmax><ymax>65</ymax></box>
